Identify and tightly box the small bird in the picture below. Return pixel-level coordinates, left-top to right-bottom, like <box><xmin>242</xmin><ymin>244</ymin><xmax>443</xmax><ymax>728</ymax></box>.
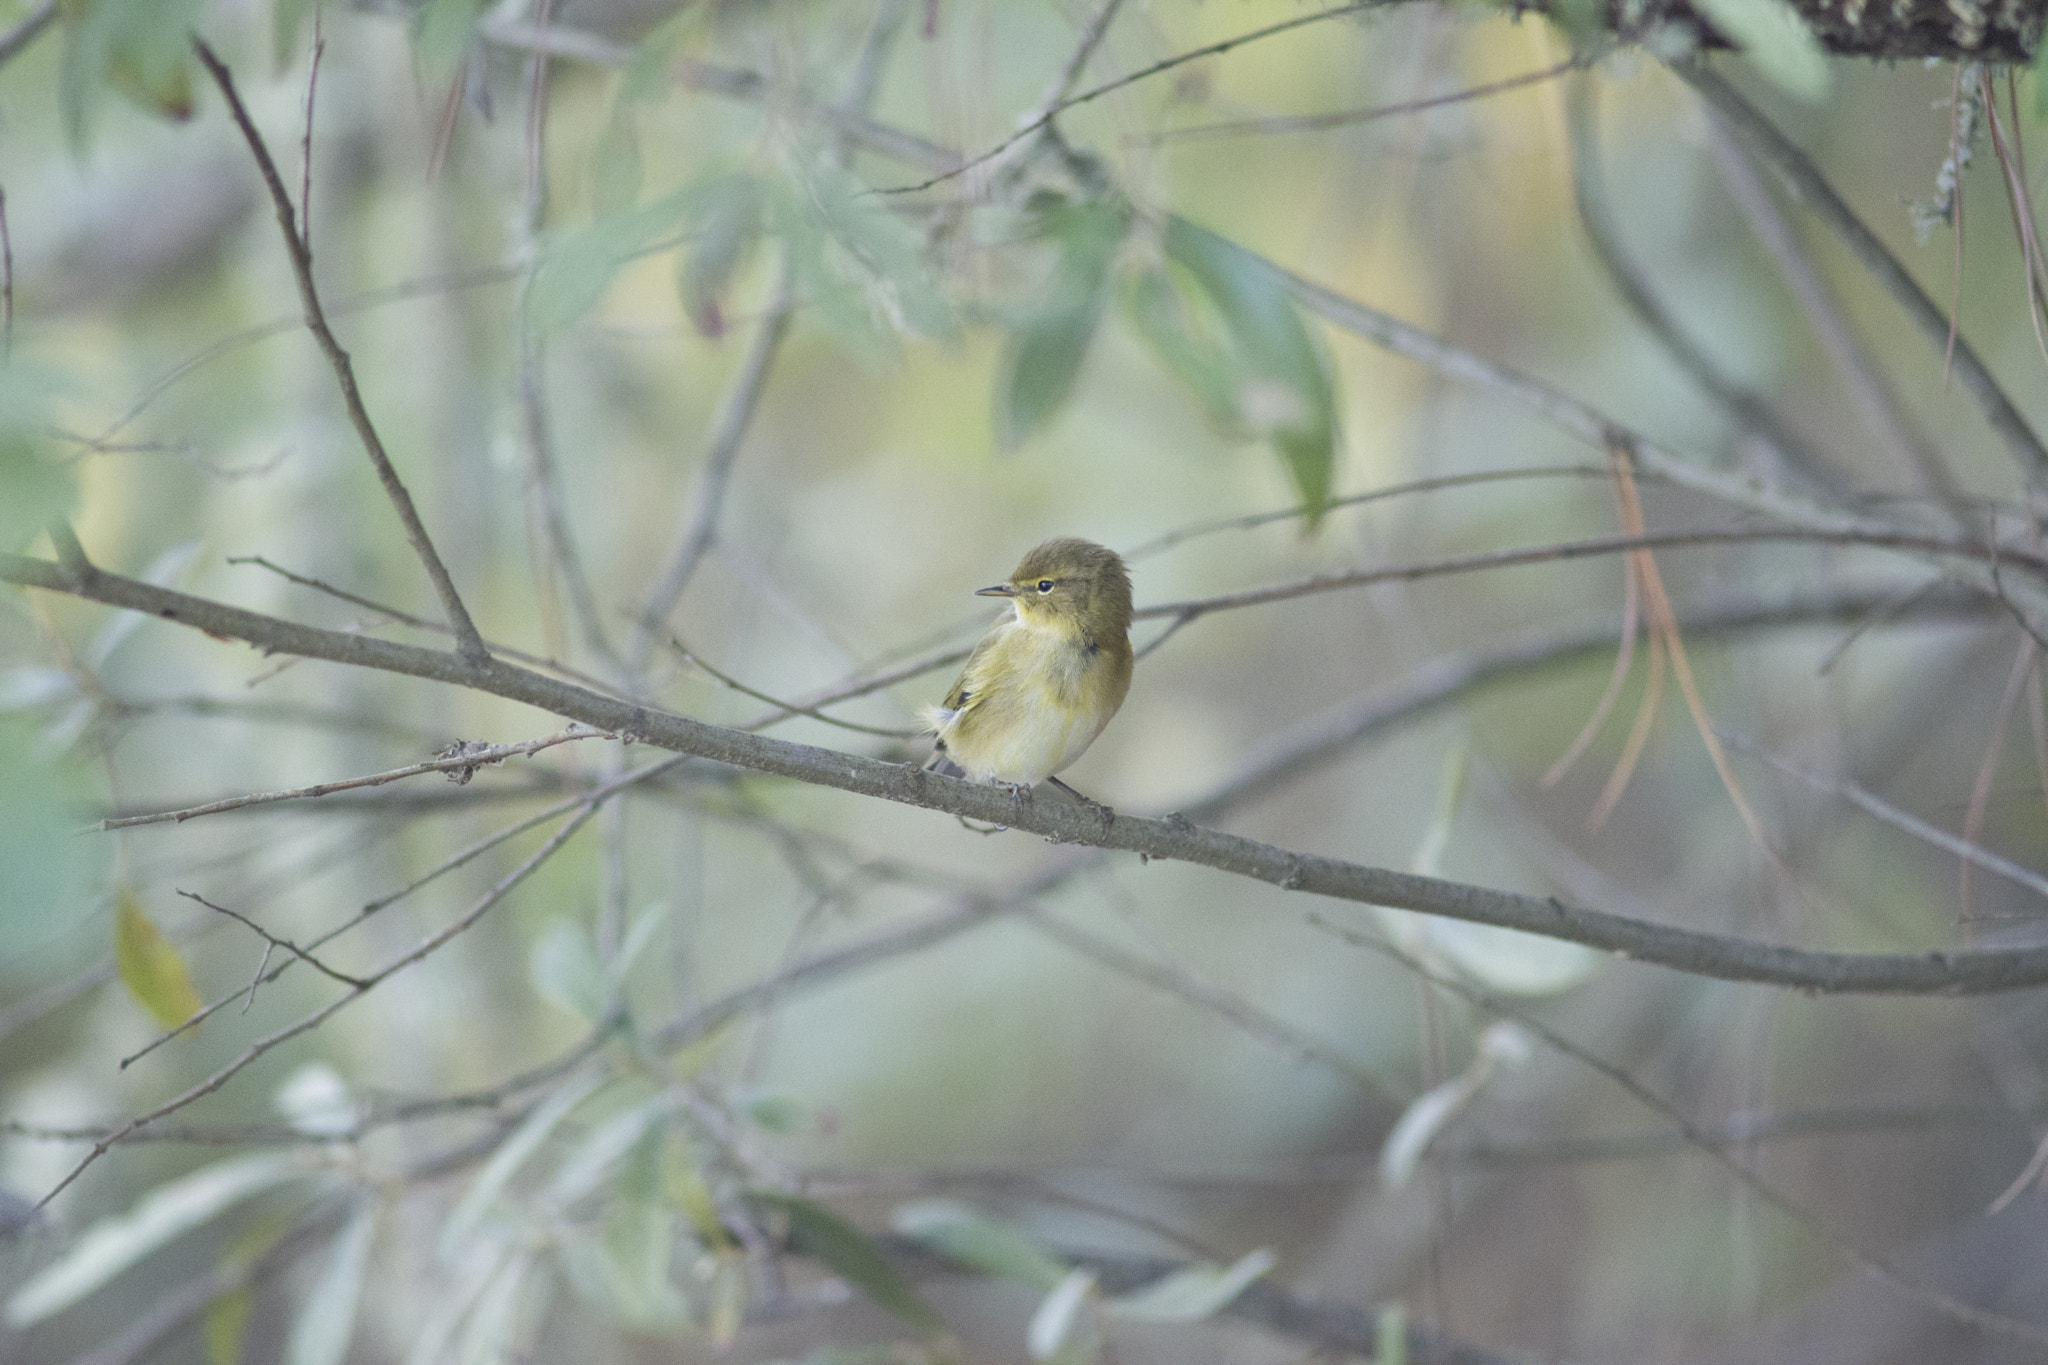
<box><xmin>923</xmin><ymin>538</ymin><xmax>1134</xmax><ymax>807</ymax></box>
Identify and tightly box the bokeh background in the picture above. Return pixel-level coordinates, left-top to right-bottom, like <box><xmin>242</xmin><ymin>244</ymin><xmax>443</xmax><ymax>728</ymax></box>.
<box><xmin>2</xmin><ymin>0</ymin><xmax>2047</xmax><ymax>1361</ymax></box>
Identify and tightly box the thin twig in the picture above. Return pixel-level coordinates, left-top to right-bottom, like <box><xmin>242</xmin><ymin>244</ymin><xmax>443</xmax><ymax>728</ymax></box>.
<box><xmin>12</xmin><ymin>548</ymin><xmax>2048</xmax><ymax>997</ymax></box>
<box><xmin>1961</xmin><ymin>640</ymin><xmax>2037</xmax><ymax>916</ymax></box>
<box><xmin>193</xmin><ymin>41</ymin><xmax>491</xmax><ymax>663</ymax></box>
<box><xmin>0</xmin><ymin>0</ymin><xmax>56</xmax><ymax>69</ymax></box>
<box><xmin>879</xmin><ymin>1</ymin><xmax>1378</xmax><ymax>195</ymax></box>
<box><xmin>628</xmin><ymin>251</ymin><xmax>797</xmax><ymax>672</ymax></box>
<box><xmin>673</xmin><ymin>639</ymin><xmax>919</xmax><ymax>738</ymax></box>
<box><xmin>94</xmin><ymin>727</ymin><xmax>608</xmax><ymax>830</ymax></box>
<box><xmin>117</xmin><ymin>756</ymin><xmax>684</xmax><ymax>1071</ymax></box>
<box><xmin>1673</xmin><ymin>59</ymin><xmax>2048</xmax><ymax>485</ymax></box>
<box><xmin>1705</xmin><ymin>114</ymin><xmax>1955</xmax><ymax>503</ymax></box>
<box><xmin>41</xmin><ymin>804</ymin><xmax>601</xmax><ymax>1208</ymax></box>
<box><xmin>1306</xmin><ymin>912</ymin><xmax>2048</xmax><ymax>1348</ymax></box>
<box><xmin>226</xmin><ymin>553</ymin><xmax>624</xmax><ymax>697</ymax></box>
<box><xmin>1565</xmin><ymin>75</ymin><xmax>1829</xmax><ymax>487</ymax></box>
<box><xmin>179</xmin><ymin>890</ymin><xmax>367</xmax><ymax>989</ymax></box>
<box><xmin>1145</xmin><ymin>55</ymin><xmax>1585</xmax><ymax>141</ymax></box>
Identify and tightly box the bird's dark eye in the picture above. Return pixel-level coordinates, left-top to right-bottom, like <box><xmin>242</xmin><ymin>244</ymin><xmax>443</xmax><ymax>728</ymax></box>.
<box><xmin>1037</xmin><ymin>579</ymin><xmax>1054</xmax><ymax>593</ymax></box>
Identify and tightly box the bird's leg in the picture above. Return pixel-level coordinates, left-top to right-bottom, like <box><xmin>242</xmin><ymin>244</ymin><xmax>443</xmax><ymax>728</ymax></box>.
<box><xmin>998</xmin><ymin>780</ymin><xmax>1033</xmax><ymax>826</ymax></box>
<box><xmin>1047</xmin><ymin>776</ymin><xmax>1114</xmax><ymax>829</ymax></box>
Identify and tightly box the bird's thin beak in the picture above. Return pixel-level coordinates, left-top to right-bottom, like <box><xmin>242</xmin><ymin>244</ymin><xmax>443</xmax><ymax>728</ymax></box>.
<box><xmin>975</xmin><ymin>583</ymin><xmax>1017</xmax><ymax>598</ymax></box>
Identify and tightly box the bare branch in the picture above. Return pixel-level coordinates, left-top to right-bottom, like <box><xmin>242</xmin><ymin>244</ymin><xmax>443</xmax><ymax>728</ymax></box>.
<box><xmin>1673</xmin><ymin>59</ymin><xmax>2048</xmax><ymax>486</ymax></box>
<box><xmin>41</xmin><ymin>803</ymin><xmax>599</xmax><ymax>1207</ymax></box>
<box><xmin>880</xmin><ymin>1</ymin><xmax>1378</xmax><ymax>195</ymax></box>
<box><xmin>1719</xmin><ymin>728</ymin><xmax>2048</xmax><ymax>906</ymax></box>
<box><xmin>0</xmin><ymin>0</ymin><xmax>55</xmax><ymax>70</ymax></box>
<box><xmin>191</xmin><ymin>41</ymin><xmax>491</xmax><ymax>664</ymax></box>
<box><xmin>1308</xmin><ymin>912</ymin><xmax>2048</xmax><ymax>1349</ymax></box>
<box><xmin>1565</xmin><ymin>75</ymin><xmax>1833</xmax><ymax>488</ymax></box>
<box><xmin>95</xmin><ymin>726</ymin><xmax>608</xmax><ymax>830</ymax></box>
<box><xmin>628</xmin><ymin>251</ymin><xmax>797</xmax><ymax>671</ymax></box>
<box><xmin>178</xmin><ymin>890</ymin><xmax>368</xmax><ymax>989</ymax></box>
<box><xmin>1145</xmin><ymin>55</ymin><xmax>1586</xmax><ymax>142</ymax></box>
<box><xmin>10</xmin><ymin>550</ymin><xmax>2046</xmax><ymax>996</ymax></box>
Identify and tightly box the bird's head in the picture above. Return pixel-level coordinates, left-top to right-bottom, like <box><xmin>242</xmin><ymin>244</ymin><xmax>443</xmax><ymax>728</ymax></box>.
<box><xmin>977</xmin><ymin>538</ymin><xmax>1133</xmax><ymax>641</ymax></box>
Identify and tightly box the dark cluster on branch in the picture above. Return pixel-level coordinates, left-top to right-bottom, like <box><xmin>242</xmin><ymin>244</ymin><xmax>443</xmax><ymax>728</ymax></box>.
<box><xmin>1530</xmin><ymin>0</ymin><xmax>2047</xmax><ymax>61</ymax></box>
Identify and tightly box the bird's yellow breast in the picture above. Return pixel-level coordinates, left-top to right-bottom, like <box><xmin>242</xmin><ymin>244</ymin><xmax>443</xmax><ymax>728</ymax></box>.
<box><xmin>926</xmin><ymin>614</ymin><xmax>1132</xmax><ymax>787</ymax></box>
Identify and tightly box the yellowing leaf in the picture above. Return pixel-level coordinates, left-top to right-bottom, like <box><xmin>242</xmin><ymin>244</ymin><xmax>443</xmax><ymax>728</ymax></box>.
<box><xmin>204</xmin><ymin>1287</ymin><xmax>252</xmax><ymax>1365</ymax></box>
<box><xmin>115</xmin><ymin>891</ymin><xmax>201</xmax><ymax>1029</ymax></box>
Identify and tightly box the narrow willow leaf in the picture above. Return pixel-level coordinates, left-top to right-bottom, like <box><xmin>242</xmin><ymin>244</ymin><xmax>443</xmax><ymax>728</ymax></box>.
<box><xmin>7</xmin><ymin>1153</ymin><xmax>302</xmax><ymax>1327</ymax></box>
<box><xmin>1027</xmin><ymin>1268</ymin><xmax>1097</xmax><ymax>1361</ymax></box>
<box><xmin>680</xmin><ymin>176</ymin><xmax>764</xmax><ymax>337</ymax></box>
<box><xmin>772</xmin><ymin>155</ymin><xmax>955</xmax><ymax>347</ymax></box>
<box><xmin>526</xmin><ymin>185</ymin><xmax>709</xmax><ymax>334</ymax></box>
<box><xmin>530</xmin><ymin>919</ymin><xmax>607</xmax><ymax>1023</ymax></box>
<box><xmin>59</xmin><ymin>0</ymin><xmax>204</xmax><ymax>144</ymax></box>
<box><xmin>272</xmin><ymin>0</ymin><xmax>315</xmax><ymax>69</ymax></box>
<box><xmin>1689</xmin><ymin>0</ymin><xmax>1830</xmax><ymax>102</ymax></box>
<box><xmin>1104</xmin><ymin>1247</ymin><xmax>1276</xmax><ymax>1322</ymax></box>
<box><xmin>1123</xmin><ymin>267</ymin><xmax>1238</xmax><ymax>427</ymax></box>
<box><xmin>285</xmin><ymin>1205</ymin><xmax>377</xmax><ymax>1365</ymax></box>
<box><xmin>542</xmin><ymin>1092</ymin><xmax>681</xmax><ymax>1211</ymax></box>
<box><xmin>115</xmin><ymin>890</ymin><xmax>202</xmax><ymax>1029</ymax></box>
<box><xmin>413</xmin><ymin>0</ymin><xmax>483</xmax><ymax>87</ymax></box>
<box><xmin>890</xmin><ymin>1199</ymin><xmax>1068</xmax><ymax>1292</ymax></box>
<box><xmin>1162</xmin><ymin>217</ymin><xmax>1338</xmax><ymax>526</ymax></box>
<box><xmin>595</xmin><ymin>1131</ymin><xmax>691</xmax><ymax>1327</ymax></box>
<box><xmin>0</xmin><ymin>718</ymin><xmax>100</xmax><ymax>954</ymax></box>
<box><xmin>590</xmin><ymin>105</ymin><xmax>645</xmax><ymax>218</ymax></box>
<box><xmin>995</xmin><ymin>200</ymin><xmax>1129</xmax><ymax>449</ymax></box>
<box><xmin>440</xmin><ymin>1069</ymin><xmax>605</xmax><ymax>1260</ymax></box>
<box><xmin>205</xmin><ymin>1286</ymin><xmax>253</xmax><ymax>1365</ymax></box>
<box><xmin>0</xmin><ymin>365</ymin><xmax>75</xmax><ymax>552</ymax></box>
<box><xmin>756</xmin><ymin>1192</ymin><xmax>944</xmax><ymax>1334</ymax></box>
<box><xmin>1378</xmin><ymin>1301</ymin><xmax>1410</xmax><ymax>1365</ymax></box>
<box><xmin>455</xmin><ymin>1249</ymin><xmax>544</xmax><ymax>1365</ymax></box>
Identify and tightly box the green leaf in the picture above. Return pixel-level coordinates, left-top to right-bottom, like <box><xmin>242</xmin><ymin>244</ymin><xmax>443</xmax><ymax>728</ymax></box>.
<box><xmin>205</xmin><ymin>1286</ymin><xmax>253</xmax><ymax>1365</ymax></box>
<box><xmin>1688</xmin><ymin>0</ymin><xmax>1830</xmax><ymax>102</ymax></box>
<box><xmin>115</xmin><ymin>889</ymin><xmax>201</xmax><ymax>1029</ymax></box>
<box><xmin>1027</xmin><ymin>1267</ymin><xmax>1098</xmax><ymax>1362</ymax></box>
<box><xmin>590</xmin><ymin>104</ymin><xmax>644</xmax><ymax>219</ymax></box>
<box><xmin>0</xmin><ymin>366</ymin><xmax>76</xmax><ymax>551</ymax></box>
<box><xmin>0</xmin><ymin>717</ymin><xmax>101</xmax><ymax>960</ymax></box>
<box><xmin>680</xmin><ymin>175</ymin><xmax>764</xmax><ymax>338</ymax></box>
<box><xmin>440</xmin><ymin>1069</ymin><xmax>605</xmax><ymax>1259</ymax></box>
<box><xmin>1103</xmin><ymin>1248</ymin><xmax>1275</xmax><ymax>1322</ymax></box>
<box><xmin>526</xmin><ymin>185</ymin><xmax>707</xmax><ymax>335</ymax></box>
<box><xmin>2036</xmin><ymin>38</ymin><xmax>2048</xmax><ymax>117</ymax></box>
<box><xmin>59</xmin><ymin>0</ymin><xmax>204</xmax><ymax>144</ymax></box>
<box><xmin>592</xmin><ymin>1131</ymin><xmax>692</xmax><ymax>1328</ymax></box>
<box><xmin>1162</xmin><ymin>217</ymin><xmax>1339</xmax><ymax>526</ymax></box>
<box><xmin>530</xmin><ymin>918</ymin><xmax>607</xmax><ymax>1023</ymax></box>
<box><xmin>413</xmin><ymin>0</ymin><xmax>483</xmax><ymax>88</ymax></box>
<box><xmin>995</xmin><ymin>200</ymin><xmax>1129</xmax><ymax>449</ymax></box>
<box><xmin>890</xmin><ymin>1199</ymin><xmax>1068</xmax><ymax>1292</ymax></box>
<box><xmin>770</xmin><ymin>155</ymin><xmax>955</xmax><ymax>350</ymax></box>
<box><xmin>285</xmin><ymin>1205</ymin><xmax>376</xmax><ymax>1365</ymax></box>
<box><xmin>272</xmin><ymin>0</ymin><xmax>316</xmax><ymax>69</ymax></box>
<box><xmin>1123</xmin><ymin>266</ymin><xmax>1238</xmax><ymax>427</ymax></box>
<box><xmin>6</xmin><ymin>1153</ymin><xmax>302</xmax><ymax>1327</ymax></box>
<box><xmin>756</xmin><ymin>1192</ymin><xmax>944</xmax><ymax>1334</ymax></box>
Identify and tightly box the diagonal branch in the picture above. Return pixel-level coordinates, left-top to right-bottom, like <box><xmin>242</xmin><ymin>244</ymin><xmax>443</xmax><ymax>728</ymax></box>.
<box><xmin>9</xmin><ymin>546</ymin><xmax>2048</xmax><ymax>996</ymax></box>
<box><xmin>191</xmin><ymin>41</ymin><xmax>491</xmax><ymax>665</ymax></box>
<box><xmin>1671</xmin><ymin>59</ymin><xmax>2048</xmax><ymax>487</ymax></box>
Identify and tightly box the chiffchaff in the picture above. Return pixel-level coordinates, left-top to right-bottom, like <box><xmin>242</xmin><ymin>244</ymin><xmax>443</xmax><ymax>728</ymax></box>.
<box><xmin>922</xmin><ymin>538</ymin><xmax>1134</xmax><ymax>803</ymax></box>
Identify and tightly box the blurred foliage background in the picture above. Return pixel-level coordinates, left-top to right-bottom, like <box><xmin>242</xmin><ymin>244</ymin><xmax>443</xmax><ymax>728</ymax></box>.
<box><xmin>2</xmin><ymin>0</ymin><xmax>2048</xmax><ymax>1361</ymax></box>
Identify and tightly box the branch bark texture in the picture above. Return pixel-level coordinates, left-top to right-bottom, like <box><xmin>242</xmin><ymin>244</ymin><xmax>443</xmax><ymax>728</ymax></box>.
<box><xmin>10</xmin><ymin>548</ymin><xmax>2048</xmax><ymax>997</ymax></box>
